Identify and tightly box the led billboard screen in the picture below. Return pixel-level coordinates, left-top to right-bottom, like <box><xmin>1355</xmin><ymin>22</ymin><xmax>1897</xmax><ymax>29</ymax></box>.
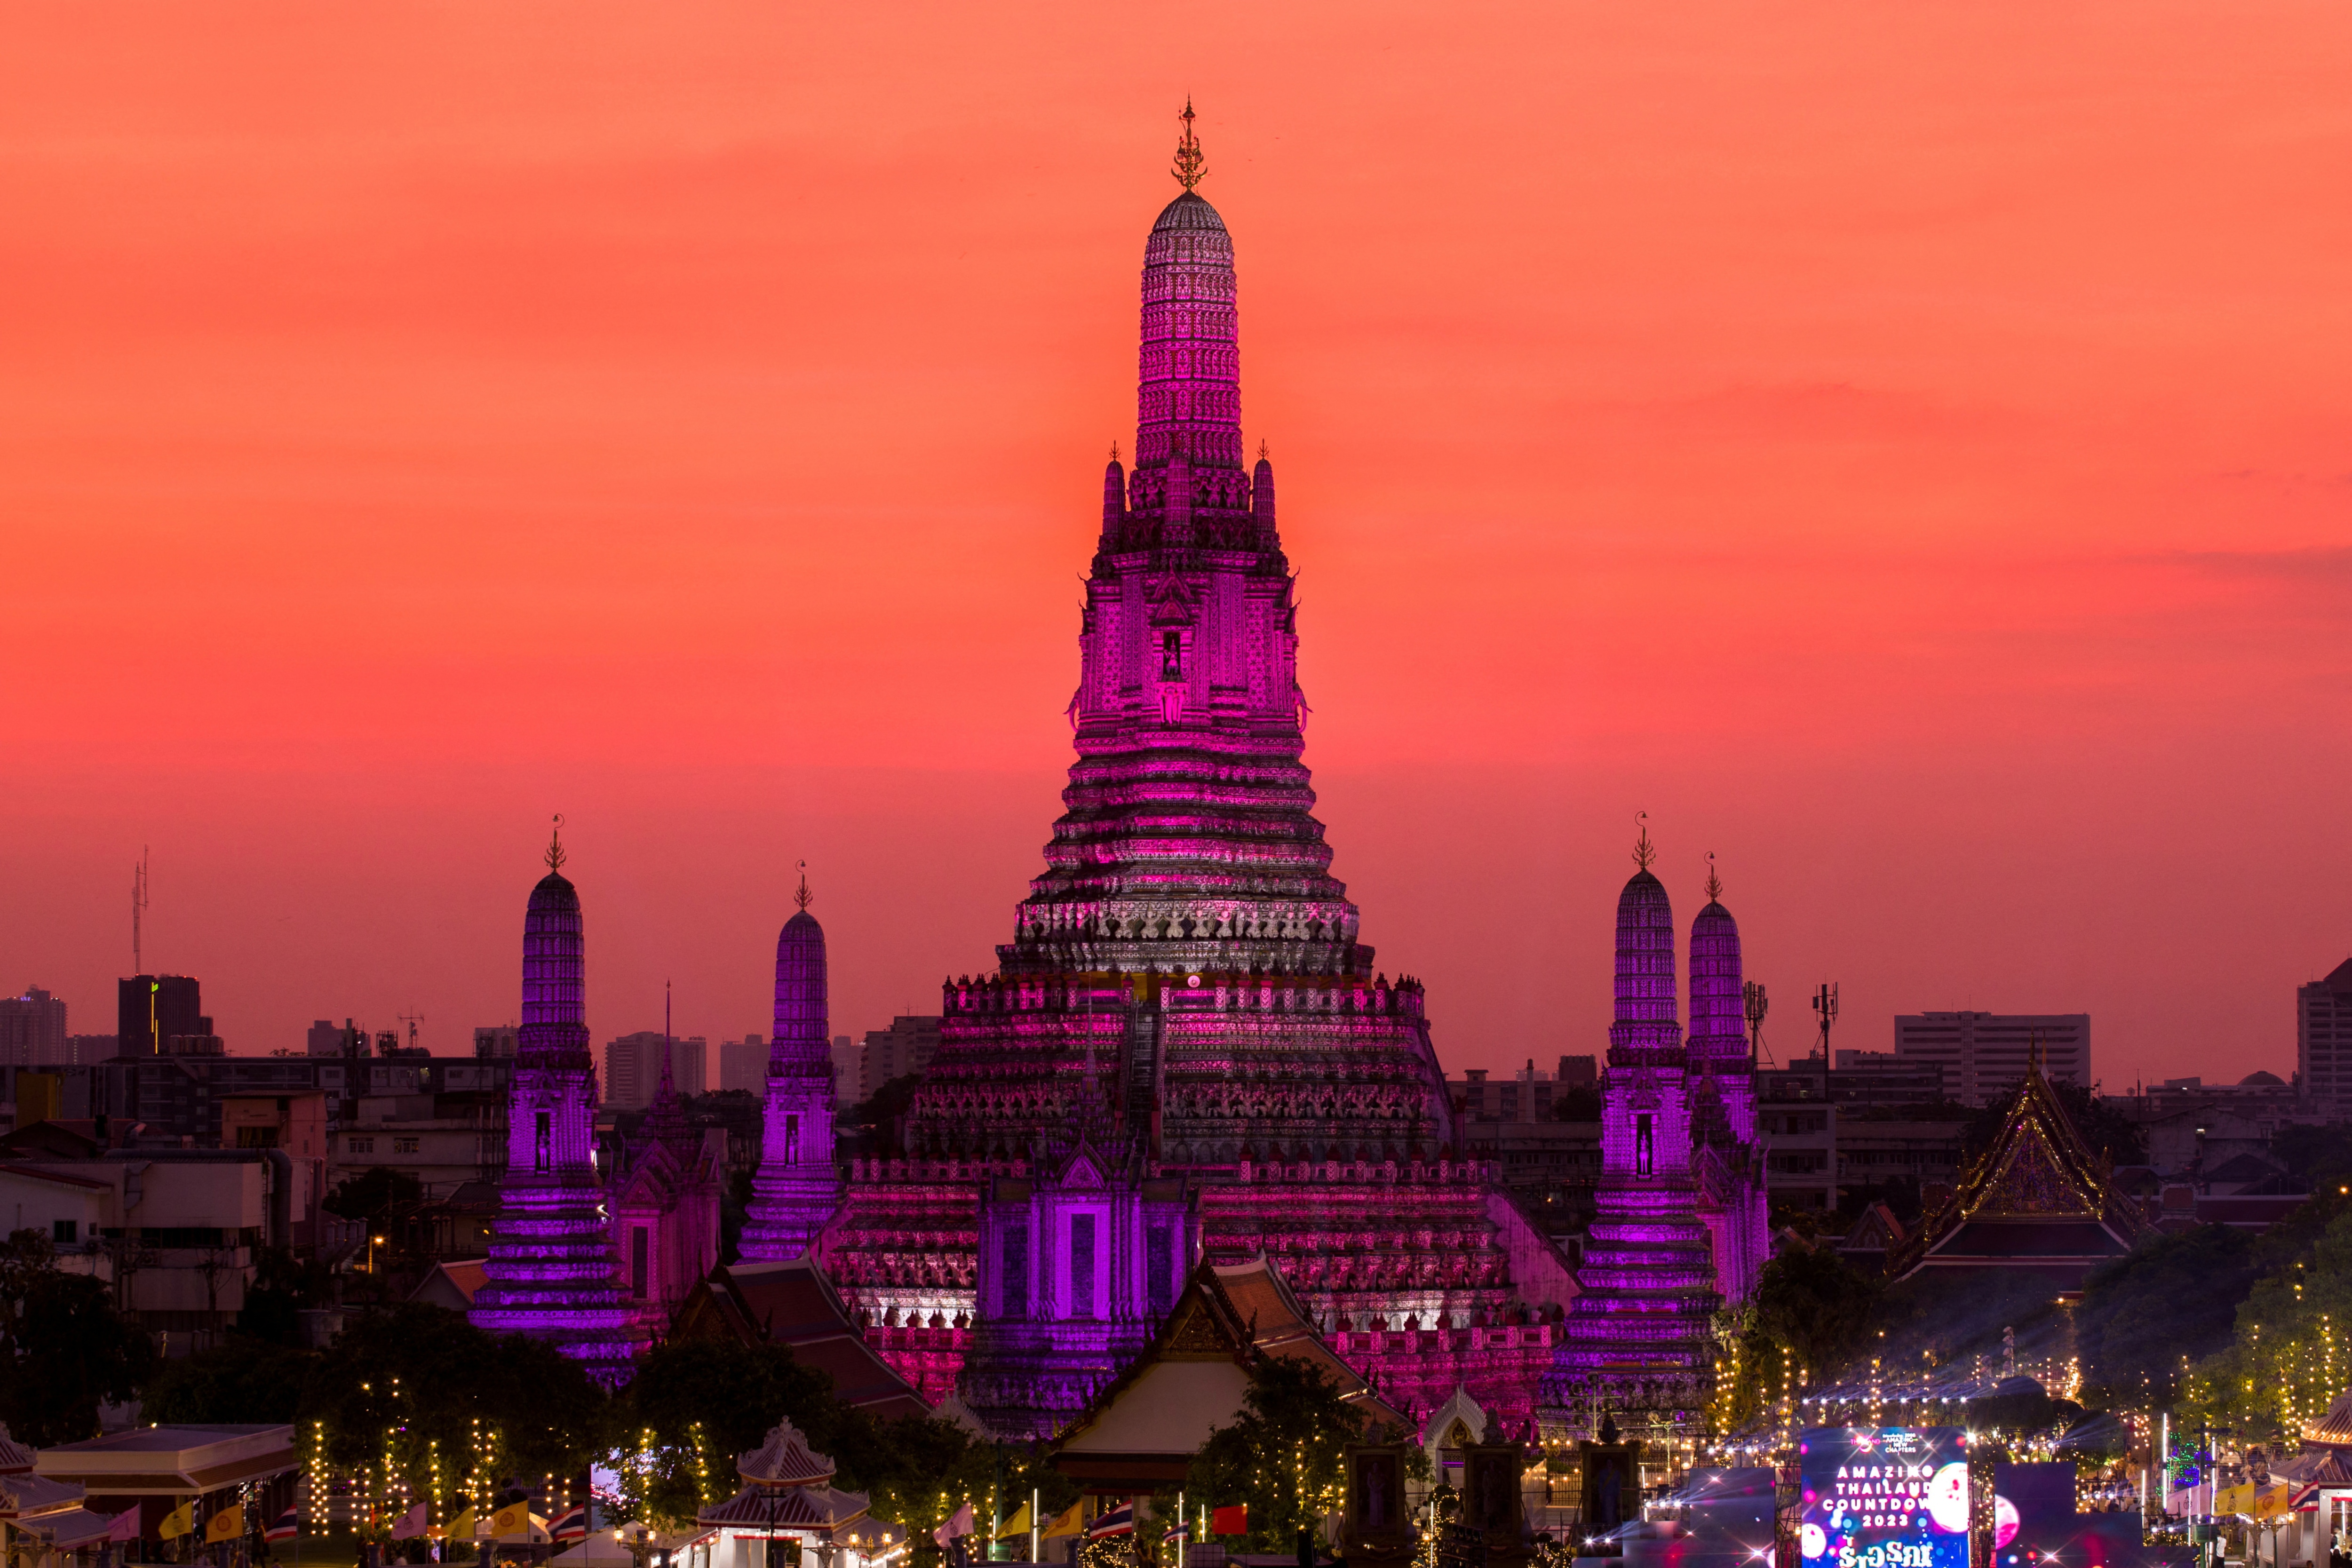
<box><xmin>1799</xmin><ymin>1427</ymin><xmax>1971</xmax><ymax>1568</ymax></box>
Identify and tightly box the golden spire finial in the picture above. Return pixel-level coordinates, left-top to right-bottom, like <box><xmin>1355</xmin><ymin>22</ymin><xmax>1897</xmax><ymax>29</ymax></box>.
<box><xmin>1111</xmin><ymin>440</ymin><xmax>1120</xmax><ymax>463</ymax></box>
<box><xmin>1705</xmin><ymin>851</ymin><xmax>1722</xmax><ymax>903</ymax></box>
<box><xmin>1171</xmin><ymin>99</ymin><xmax>1206</xmax><ymax>191</ymax></box>
<box><xmin>1632</xmin><ymin>811</ymin><xmax>1655</xmax><ymax>871</ymax></box>
<box><xmin>545</xmin><ymin>813</ymin><xmax>567</xmax><ymax>873</ymax></box>
<box><xmin>1258</xmin><ymin>438</ymin><xmax>1270</xmax><ymax>462</ymax></box>
<box><xmin>794</xmin><ymin>859</ymin><xmax>811</xmax><ymax>913</ymax></box>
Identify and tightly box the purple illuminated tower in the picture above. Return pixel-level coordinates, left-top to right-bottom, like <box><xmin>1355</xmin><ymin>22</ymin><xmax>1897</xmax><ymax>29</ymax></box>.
<box><xmin>469</xmin><ymin>822</ymin><xmax>647</xmax><ymax>1381</ymax></box>
<box><xmin>1687</xmin><ymin>864</ymin><xmax>1769</xmax><ymax>1304</ymax></box>
<box><xmin>742</xmin><ymin>869</ymin><xmax>842</xmax><ymax>1259</ymax></box>
<box><xmin>817</xmin><ymin>109</ymin><xmax>1581</xmax><ymax>1436</ymax></box>
<box><xmin>1540</xmin><ymin>822</ymin><xmax>1722</xmax><ymax>1440</ymax></box>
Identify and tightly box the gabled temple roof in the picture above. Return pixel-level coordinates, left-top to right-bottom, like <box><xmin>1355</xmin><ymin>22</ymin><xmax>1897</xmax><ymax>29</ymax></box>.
<box><xmin>736</xmin><ymin>1419</ymin><xmax>835</xmax><ymax>1488</ymax></box>
<box><xmin>670</xmin><ymin>1257</ymin><xmax>929</xmax><ymax>1419</ymax></box>
<box><xmin>1052</xmin><ymin>1258</ymin><xmax>1407</xmax><ymax>1489</ymax></box>
<box><xmin>2304</xmin><ymin>1388</ymin><xmax>2352</xmax><ymax>1449</ymax></box>
<box><xmin>1886</xmin><ymin>1062</ymin><xmax>2149</xmax><ymax>1281</ymax></box>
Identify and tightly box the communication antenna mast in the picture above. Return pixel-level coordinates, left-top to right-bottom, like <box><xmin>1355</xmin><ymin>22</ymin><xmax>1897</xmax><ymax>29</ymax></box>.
<box><xmin>1812</xmin><ymin>981</ymin><xmax>1840</xmax><ymax>1098</ymax></box>
<box><xmin>398</xmin><ymin>1009</ymin><xmax>425</xmax><ymax>1052</ymax></box>
<box><xmin>1813</xmin><ymin>979</ymin><xmax>1841</xmax><ymax>1210</ymax></box>
<box><xmin>131</xmin><ymin>847</ymin><xmax>150</xmax><ymax>973</ymax></box>
<box><xmin>1742</xmin><ymin>981</ymin><xmax>1771</xmax><ymax>1067</ymax></box>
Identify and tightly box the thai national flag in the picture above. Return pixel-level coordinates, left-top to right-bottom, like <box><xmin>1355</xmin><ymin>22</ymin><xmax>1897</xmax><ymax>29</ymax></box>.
<box><xmin>551</xmin><ymin>1507</ymin><xmax>589</xmax><ymax>1544</ymax></box>
<box><xmin>1086</xmin><ymin>1504</ymin><xmax>1133</xmax><ymax>1540</ymax></box>
<box><xmin>264</xmin><ymin>1509</ymin><xmax>300</xmax><ymax>1544</ymax></box>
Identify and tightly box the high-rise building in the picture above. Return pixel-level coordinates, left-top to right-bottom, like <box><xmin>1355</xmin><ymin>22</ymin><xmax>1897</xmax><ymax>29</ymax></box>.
<box><xmin>719</xmin><ymin>1035</ymin><xmax>766</xmax><ymax>1095</ymax></box>
<box><xmin>116</xmin><ymin>975</ymin><xmax>206</xmax><ymax>1059</ymax></box>
<box><xmin>469</xmin><ymin>827</ymin><xmax>645</xmax><ymax>1380</ymax></box>
<box><xmin>828</xmin><ymin>1034</ymin><xmax>859</xmax><ymax>1098</ymax></box>
<box><xmin>2299</xmin><ymin>959</ymin><xmax>2352</xmax><ymax>1113</ymax></box>
<box><xmin>672</xmin><ymin>1037</ymin><xmax>706</xmax><ymax>1098</ymax></box>
<box><xmin>858</xmin><ymin>1016</ymin><xmax>940</xmax><ymax>1098</ymax></box>
<box><xmin>0</xmin><ymin>989</ymin><xmax>68</xmax><ymax>1066</ymax></box>
<box><xmin>1893</xmin><ymin>1011</ymin><xmax>2090</xmax><ymax>1105</ymax></box>
<box><xmin>604</xmin><ymin>1032</ymin><xmax>705</xmax><ymax>1108</ymax></box>
<box><xmin>604</xmin><ymin>1033</ymin><xmax>661</xmax><ymax>1110</ymax></box>
<box><xmin>306</xmin><ymin>1019</ymin><xmax>343</xmax><ymax>1056</ymax></box>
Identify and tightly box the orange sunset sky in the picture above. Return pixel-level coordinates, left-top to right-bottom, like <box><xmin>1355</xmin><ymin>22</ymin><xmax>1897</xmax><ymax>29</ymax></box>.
<box><xmin>3</xmin><ymin>2</ymin><xmax>2348</xmax><ymax>1087</ymax></box>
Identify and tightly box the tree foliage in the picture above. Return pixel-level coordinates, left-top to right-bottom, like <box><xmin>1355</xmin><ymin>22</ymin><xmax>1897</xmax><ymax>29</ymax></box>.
<box><xmin>142</xmin><ymin>1334</ymin><xmax>312</xmax><ymax>1424</ymax></box>
<box><xmin>1716</xmin><ymin>1245</ymin><xmax>1883</xmax><ymax>1430</ymax></box>
<box><xmin>1182</xmin><ymin>1357</ymin><xmax>1368</xmax><ymax>1553</ymax></box>
<box><xmin>2180</xmin><ymin>1205</ymin><xmax>2352</xmax><ymax>1439</ymax></box>
<box><xmin>620</xmin><ymin>1336</ymin><xmax>993</xmax><ymax>1552</ymax></box>
<box><xmin>2077</xmin><ymin>1224</ymin><xmax>2259</xmax><ymax>1406</ymax></box>
<box><xmin>0</xmin><ymin>1228</ymin><xmax>158</xmax><ymax>1444</ymax></box>
<box><xmin>324</xmin><ymin>1167</ymin><xmax>425</xmax><ymax>1227</ymax></box>
<box><xmin>307</xmin><ymin>1304</ymin><xmax>612</xmax><ymax>1481</ymax></box>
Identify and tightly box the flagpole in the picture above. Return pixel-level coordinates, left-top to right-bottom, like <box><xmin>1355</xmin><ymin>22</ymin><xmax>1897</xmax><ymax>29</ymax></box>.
<box><xmin>1029</xmin><ymin>1490</ymin><xmax>1038</xmax><ymax>1568</ymax></box>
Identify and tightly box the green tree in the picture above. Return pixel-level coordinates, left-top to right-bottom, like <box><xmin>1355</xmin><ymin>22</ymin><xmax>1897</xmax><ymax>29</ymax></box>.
<box><xmin>0</xmin><ymin>1228</ymin><xmax>158</xmax><ymax>1444</ymax></box>
<box><xmin>619</xmin><ymin>1336</ymin><xmax>992</xmax><ymax>1554</ymax></box>
<box><xmin>324</xmin><ymin>1168</ymin><xmax>425</xmax><ymax>1228</ymax></box>
<box><xmin>839</xmin><ymin>1075</ymin><xmax>922</xmax><ymax>1157</ymax></box>
<box><xmin>1183</xmin><ymin>1358</ymin><xmax>1367</xmax><ymax>1554</ymax></box>
<box><xmin>1715</xmin><ymin>1245</ymin><xmax>1882</xmax><ymax>1430</ymax></box>
<box><xmin>2076</xmin><ymin>1224</ymin><xmax>2259</xmax><ymax>1406</ymax></box>
<box><xmin>2181</xmin><ymin>1206</ymin><xmax>2352</xmax><ymax>1438</ymax></box>
<box><xmin>142</xmin><ymin>1336</ymin><xmax>314</xmax><ymax>1423</ymax></box>
<box><xmin>307</xmin><ymin>1303</ymin><xmax>612</xmax><ymax>1485</ymax></box>
<box><xmin>237</xmin><ymin>1244</ymin><xmax>334</xmax><ymax>1345</ymax></box>
<box><xmin>620</xmin><ymin>1337</ymin><xmax>839</xmax><ymax>1525</ymax></box>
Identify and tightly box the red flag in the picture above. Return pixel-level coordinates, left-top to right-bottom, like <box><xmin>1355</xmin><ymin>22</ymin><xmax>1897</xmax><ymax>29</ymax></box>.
<box><xmin>1210</xmin><ymin>1506</ymin><xmax>1247</xmax><ymax>1535</ymax></box>
<box><xmin>106</xmin><ymin>1508</ymin><xmax>142</xmax><ymax>1544</ymax></box>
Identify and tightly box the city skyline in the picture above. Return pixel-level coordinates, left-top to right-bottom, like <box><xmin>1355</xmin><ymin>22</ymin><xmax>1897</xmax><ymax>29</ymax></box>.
<box><xmin>4</xmin><ymin>3</ymin><xmax>2350</xmax><ymax>1087</ymax></box>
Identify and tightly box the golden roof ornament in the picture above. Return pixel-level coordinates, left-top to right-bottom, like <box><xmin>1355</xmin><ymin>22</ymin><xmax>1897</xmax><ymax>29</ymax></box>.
<box><xmin>795</xmin><ymin>859</ymin><xmax>812</xmax><ymax>912</ymax></box>
<box><xmin>1631</xmin><ymin>810</ymin><xmax>1655</xmax><ymax>872</ymax></box>
<box><xmin>545</xmin><ymin>813</ymin><xmax>567</xmax><ymax>874</ymax></box>
<box><xmin>1705</xmin><ymin>850</ymin><xmax>1723</xmax><ymax>904</ymax></box>
<box><xmin>1171</xmin><ymin>99</ymin><xmax>1207</xmax><ymax>191</ymax></box>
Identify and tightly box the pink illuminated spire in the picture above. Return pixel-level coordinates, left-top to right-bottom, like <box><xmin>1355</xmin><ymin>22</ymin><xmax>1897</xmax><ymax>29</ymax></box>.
<box><xmin>1134</xmin><ymin>104</ymin><xmax>1240</xmax><ymax>475</ymax></box>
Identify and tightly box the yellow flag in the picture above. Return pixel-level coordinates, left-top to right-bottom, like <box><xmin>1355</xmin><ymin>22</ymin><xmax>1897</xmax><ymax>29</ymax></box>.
<box><xmin>995</xmin><ymin>1504</ymin><xmax>1033</xmax><ymax>1542</ymax></box>
<box><xmin>207</xmin><ymin>1505</ymin><xmax>246</xmax><ymax>1544</ymax></box>
<box><xmin>492</xmin><ymin>1502</ymin><xmax>533</xmax><ymax>1538</ymax></box>
<box><xmin>445</xmin><ymin>1509</ymin><xmax>476</xmax><ymax>1540</ymax></box>
<box><xmin>2215</xmin><ymin>1484</ymin><xmax>2253</xmax><ymax>1517</ymax></box>
<box><xmin>159</xmin><ymin>1502</ymin><xmax>196</xmax><ymax>1541</ymax></box>
<box><xmin>1042</xmin><ymin>1502</ymin><xmax>1087</xmax><ymax>1540</ymax></box>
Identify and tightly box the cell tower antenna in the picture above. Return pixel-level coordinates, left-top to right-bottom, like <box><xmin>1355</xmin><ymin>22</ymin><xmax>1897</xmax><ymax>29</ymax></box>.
<box><xmin>132</xmin><ymin>847</ymin><xmax>150</xmax><ymax>974</ymax></box>
<box><xmin>1812</xmin><ymin>981</ymin><xmax>1840</xmax><ymax>1095</ymax></box>
<box><xmin>1743</xmin><ymin>980</ymin><xmax>1771</xmax><ymax>1068</ymax></box>
<box><xmin>398</xmin><ymin>1009</ymin><xmax>425</xmax><ymax>1052</ymax></box>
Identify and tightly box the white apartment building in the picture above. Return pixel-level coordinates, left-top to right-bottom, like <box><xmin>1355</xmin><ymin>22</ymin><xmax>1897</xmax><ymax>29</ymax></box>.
<box><xmin>719</xmin><ymin>1035</ymin><xmax>766</xmax><ymax>1095</ymax></box>
<box><xmin>603</xmin><ymin>1032</ymin><xmax>707</xmax><ymax>1110</ymax></box>
<box><xmin>1892</xmin><ymin>1011</ymin><xmax>2089</xmax><ymax>1105</ymax></box>
<box><xmin>858</xmin><ymin>1017</ymin><xmax>940</xmax><ymax>1099</ymax></box>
